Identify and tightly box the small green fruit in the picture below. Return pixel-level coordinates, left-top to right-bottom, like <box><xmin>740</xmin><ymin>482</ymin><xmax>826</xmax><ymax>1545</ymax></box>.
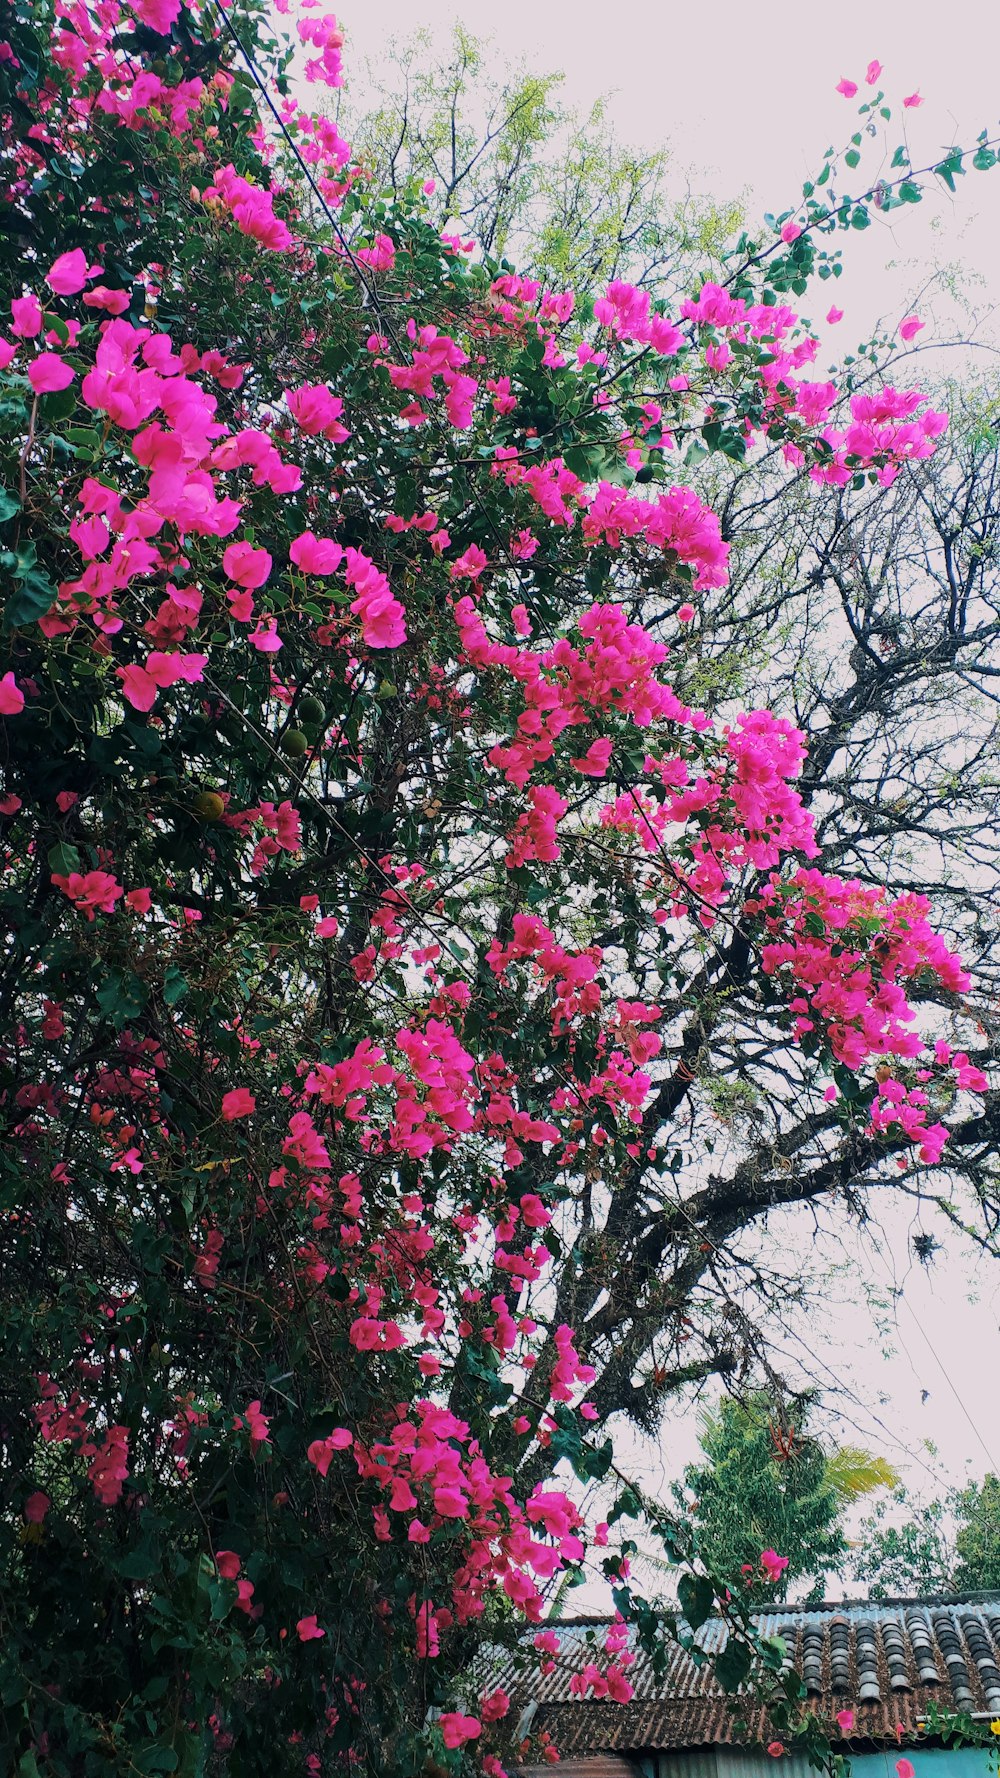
<box><xmin>280</xmin><ymin>729</ymin><xmax>309</xmax><ymax>759</ymax></box>
<box><xmin>193</xmin><ymin>791</ymin><xmax>225</xmax><ymax>822</ymax></box>
<box><xmin>298</xmin><ymin>695</ymin><xmax>326</xmax><ymax>728</ymax></box>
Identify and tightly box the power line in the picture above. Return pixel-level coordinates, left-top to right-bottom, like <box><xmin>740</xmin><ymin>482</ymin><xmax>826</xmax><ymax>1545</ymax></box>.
<box><xmin>896</xmin><ymin>1292</ymin><xmax>1000</xmax><ymax>1474</ymax></box>
<box><xmin>862</xmin><ymin>1223</ymin><xmax>1000</xmax><ymax>1476</ymax></box>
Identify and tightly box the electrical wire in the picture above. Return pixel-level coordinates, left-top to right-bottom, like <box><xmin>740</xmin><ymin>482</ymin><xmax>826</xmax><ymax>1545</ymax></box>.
<box><xmin>861</xmin><ymin>1221</ymin><xmax>1000</xmax><ymax>1475</ymax></box>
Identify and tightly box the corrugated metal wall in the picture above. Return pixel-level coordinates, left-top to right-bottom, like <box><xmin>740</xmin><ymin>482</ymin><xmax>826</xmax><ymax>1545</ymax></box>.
<box><xmin>649</xmin><ymin>1753</ymin><xmax>994</xmax><ymax>1778</ymax></box>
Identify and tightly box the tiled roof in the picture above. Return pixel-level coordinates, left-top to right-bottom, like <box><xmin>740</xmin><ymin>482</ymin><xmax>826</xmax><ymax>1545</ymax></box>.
<box><xmin>517</xmin><ymin>1761</ymin><xmax>641</xmax><ymax>1777</ymax></box>
<box><xmin>500</xmin><ymin>1596</ymin><xmax>1000</xmax><ymax>1756</ymax></box>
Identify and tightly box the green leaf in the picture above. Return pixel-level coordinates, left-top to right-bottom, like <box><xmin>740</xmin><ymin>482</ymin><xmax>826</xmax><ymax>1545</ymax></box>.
<box><xmin>97</xmin><ymin>969</ymin><xmax>148</xmax><ymax>1024</ymax></box>
<box><xmin>5</xmin><ymin>566</ymin><xmax>56</xmax><ymax>629</ymax></box>
<box><xmin>117</xmin><ymin>1543</ymin><xmax>160</xmax><ymax>1579</ymax></box>
<box><xmin>134</xmin><ymin>1747</ymin><xmax>179</xmax><ymax>1775</ymax></box>
<box><xmin>163</xmin><ymin>965</ymin><xmax>189</xmax><ymax>1007</ymax></box>
<box><xmin>47</xmin><ymin>842</ymin><xmax>82</xmax><ymax>876</ymax></box>
<box><xmin>40</xmin><ymin>385</ymin><xmax>78</xmax><ymax>423</ymax></box>
<box><xmin>608</xmin><ymin>1484</ymin><xmax>642</xmax><ymax>1524</ymax></box>
<box><xmin>0</xmin><ymin>487</ymin><xmax>20</xmax><ymax>523</ymax></box>
<box><xmin>714</xmin><ymin>1636</ymin><xmax>753</xmax><ymax>1692</ymax></box>
<box><xmin>844</xmin><ymin>149</ymin><xmax>861</xmax><ymax>170</ymax></box>
<box><xmin>678</xmin><ymin>1571</ymin><xmax>715</xmax><ymax>1629</ymax></box>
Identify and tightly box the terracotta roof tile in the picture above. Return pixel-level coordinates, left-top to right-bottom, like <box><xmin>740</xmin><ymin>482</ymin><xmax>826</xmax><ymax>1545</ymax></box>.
<box><xmin>498</xmin><ymin>1596</ymin><xmax>1000</xmax><ymax>1756</ymax></box>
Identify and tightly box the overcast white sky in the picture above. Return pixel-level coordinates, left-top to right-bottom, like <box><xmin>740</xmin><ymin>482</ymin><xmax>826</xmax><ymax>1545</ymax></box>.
<box><xmin>343</xmin><ymin>0</ymin><xmax>1000</xmax><ymax>364</ymax></box>
<box><xmin>335</xmin><ymin>0</ymin><xmax>1000</xmax><ymax>1514</ymax></box>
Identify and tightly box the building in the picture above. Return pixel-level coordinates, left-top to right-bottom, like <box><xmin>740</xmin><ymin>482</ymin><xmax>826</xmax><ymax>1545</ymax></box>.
<box><xmin>501</xmin><ymin>1595</ymin><xmax>1000</xmax><ymax>1778</ymax></box>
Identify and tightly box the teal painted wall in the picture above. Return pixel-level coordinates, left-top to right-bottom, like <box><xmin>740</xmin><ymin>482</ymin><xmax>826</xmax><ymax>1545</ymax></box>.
<box><xmin>647</xmin><ymin>1751</ymin><xmax>995</xmax><ymax>1778</ymax></box>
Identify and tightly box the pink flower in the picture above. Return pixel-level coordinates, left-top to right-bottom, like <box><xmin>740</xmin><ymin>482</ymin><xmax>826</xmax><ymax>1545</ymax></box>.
<box><xmin>249</xmin><ymin>620</ymin><xmax>282</xmax><ymax>653</ymax></box>
<box><xmin>82</xmin><ymin>286</ymin><xmax>131</xmax><ymax>315</ymax></box>
<box><xmin>285</xmin><ymin>383</ymin><xmax>349</xmax><ymax>440</ymax></box>
<box><xmin>24</xmin><ymin>1491</ymin><xmax>50</xmax><ymax>1523</ymax></box>
<box><xmin>511</xmin><ymin>603</ymin><xmax>532</xmax><ymax>636</ymax></box>
<box><xmin>117</xmin><ymin>651</ymin><xmax>207</xmax><ymax>713</ymax></box>
<box><xmin>222</xmin><ymin>1088</ymin><xmax>256</xmax><ymax>1120</ymax></box>
<box><xmin>866</xmin><ymin>59</ymin><xmax>883</xmax><ymax>85</ymax></box>
<box><xmin>215</xmin><ymin>1550</ymin><xmax>241</xmax><ymax>1579</ymax></box>
<box><xmin>222</xmin><ymin>541</ymin><xmax>272</xmax><ymax>589</ymax></box>
<box><xmin>28</xmin><ymin>353</ymin><xmax>74</xmax><ymax>394</ymax></box>
<box><xmin>571</xmin><ymin>738</ymin><xmax>613</xmax><ymax>778</ymax></box>
<box><xmin>677</xmin><ymin>602</ymin><xmax>696</xmax><ymax>622</ymax></box>
<box><xmin>450</xmin><ymin>544</ymin><xmax>488</xmax><ymax>580</ymax></box>
<box><xmin>780</xmin><ymin>222</ymin><xmax>802</xmax><ymax>244</ymax></box>
<box><xmin>290</xmin><ymin>531</ymin><xmax>342</xmax><ymax>575</ymax></box>
<box><xmin>242</xmin><ymin>1400</ymin><xmax>270</xmax><ymax>1445</ymax></box>
<box><xmin>479</xmin><ymin>1690</ymin><xmax>510</xmax><ymax>1723</ymax></box>
<box><xmin>836</xmin><ymin>78</ymin><xmax>858</xmax><ymax>98</ymax></box>
<box><xmin>899</xmin><ymin>315</ymin><xmax>924</xmax><ymax>342</ymax></box>
<box><xmin>355</xmin><ymin>234</ymin><xmax>396</xmax><ymax>273</ymax></box>
<box><xmin>46</xmin><ymin>249</ymin><xmax>98</xmax><ymax>295</ymax></box>
<box><xmin>234</xmin><ymin>1578</ymin><xmax>257</xmax><ymax>1616</ymax></box>
<box><xmin>118</xmin><ymin>665</ymin><xmax>159</xmax><ymax>712</ymax></box>
<box><xmin>439</xmin><ymin>1714</ymin><xmax>482</xmax><ymax>1750</ymax></box>
<box><xmin>0</xmin><ymin>336</ymin><xmax>15</xmax><ymax>369</ymax></box>
<box><xmin>132</xmin><ymin>0</ymin><xmax>182</xmax><ymax>31</ymax></box>
<box><xmin>896</xmin><ymin>1763</ymin><xmax>915</xmax><ymax>1778</ymax></box>
<box><xmin>422</xmin><ymin>179</ymin><xmax>436</xmax><ymax>195</ymax></box>
<box><xmin>125</xmin><ymin>887</ymin><xmax>152</xmax><ymax>914</ymax></box>
<box><xmin>53</xmin><ymin>869</ymin><xmax>123</xmax><ymax>919</ymax></box>
<box><xmin>768</xmin><ymin>1744</ymin><xmax>785</xmax><ymax>1759</ymax></box>
<box><xmin>307</xmin><ymin>1429</ymin><xmax>353</xmax><ymax>1475</ymax></box>
<box><xmin>760</xmin><ymin>1549</ymin><xmax>789</xmax><ymax>1583</ymax></box>
<box><xmin>826</xmin><ymin>306</ymin><xmax>844</xmax><ymax>324</ymax></box>
<box><xmin>0</xmin><ymin>671</ymin><xmax>24</xmax><ymax>715</ymax></box>
<box><xmin>11</xmin><ymin>295</ymin><xmax>43</xmax><ymax>338</ymax></box>
<box><xmin>903</xmin><ymin>91</ymin><xmax>923</xmax><ymax>108</ymax></box>
<box><xmin>837</xmin><ymin>1710</ymin><xmax>855</xmax><ymax>1733</ymax></box>
<box><xmin>296</xmin><ymin>1615</ymin><xmax>325</xmax><ymax>1642</ymax></box>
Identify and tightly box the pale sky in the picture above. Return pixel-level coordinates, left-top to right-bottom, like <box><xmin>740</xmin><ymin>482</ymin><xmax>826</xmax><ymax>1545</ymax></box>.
<box><xmin>344</xmin><ymin>0</ymin><xmax>1000</xmax><ymax>364</ymax></box>
<box><xmin>335</xmin><ymin>0</ymin><xmax>1000</xmax><ymax>1530</ymax></box>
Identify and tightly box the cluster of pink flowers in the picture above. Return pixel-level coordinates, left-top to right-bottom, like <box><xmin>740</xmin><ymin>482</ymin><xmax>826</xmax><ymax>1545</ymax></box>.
<box><xmin>751</xmin><ymin>871</ymin><xmax>970</xmax><ymax>1069</ymax></box>
<box><xmin>33</xmin><ymin>1376</ymin><xmax>130</xmax><ymax>1506</ymax></box>
<box><xmin>384</xmin><ymin>321</ymin><xmax>478</xmax><ymax>428</ymax></box>
<box><xmin>202</xmin><ymin>165</ymin><xmax>295</xmax><ymax>254</ymax></box>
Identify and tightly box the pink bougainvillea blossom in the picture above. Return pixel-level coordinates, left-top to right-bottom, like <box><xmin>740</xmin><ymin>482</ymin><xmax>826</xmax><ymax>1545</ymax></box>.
<box><xmin>760</xmin><ymin>1549</ymin><xmax>789</xmax><ymax>1583</ymax></box>
<box><xmin>45</xmin><ymin>249</ymin><xmax>100</xmax><ymax>295</ymax></box>
<box><xmin>28</xmin><ymin>353</ymin><xmax>74</xmax><ymax>394</ymax></box>
<box><xmin>52</xmin><ymin>870</ymin><xmax>124</xmax><ymax>919</ymax></box>
<box><xmin>0</xmin><ymin>671</ymin><xmax>24</xmax><ymax>714</ymax></box>
<box><xmin>222</xmin><ymin>541</ymin><xmax>272</xmax><ymax>589</ymax></box>
<box><xmin>222</xmin><ymin>1088</ymin><xmax>256</xmax><ymax>1120</ymax></box>
<box><xmin>439</xmin><ymin>1714</ymin><xmax>482</xmax><ymax>1749</ymax></box>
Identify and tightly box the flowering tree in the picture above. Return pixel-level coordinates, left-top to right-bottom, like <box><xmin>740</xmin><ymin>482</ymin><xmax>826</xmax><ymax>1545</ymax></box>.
<box><xmin>340</xmin><ymin>23</ymin><xmax>741</xmax><ymax>290</ymax></box>
<box><xmin>0</xmin><ymin>2</ymin><xmax>997</xmax><ymax>1774</ymax></box>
